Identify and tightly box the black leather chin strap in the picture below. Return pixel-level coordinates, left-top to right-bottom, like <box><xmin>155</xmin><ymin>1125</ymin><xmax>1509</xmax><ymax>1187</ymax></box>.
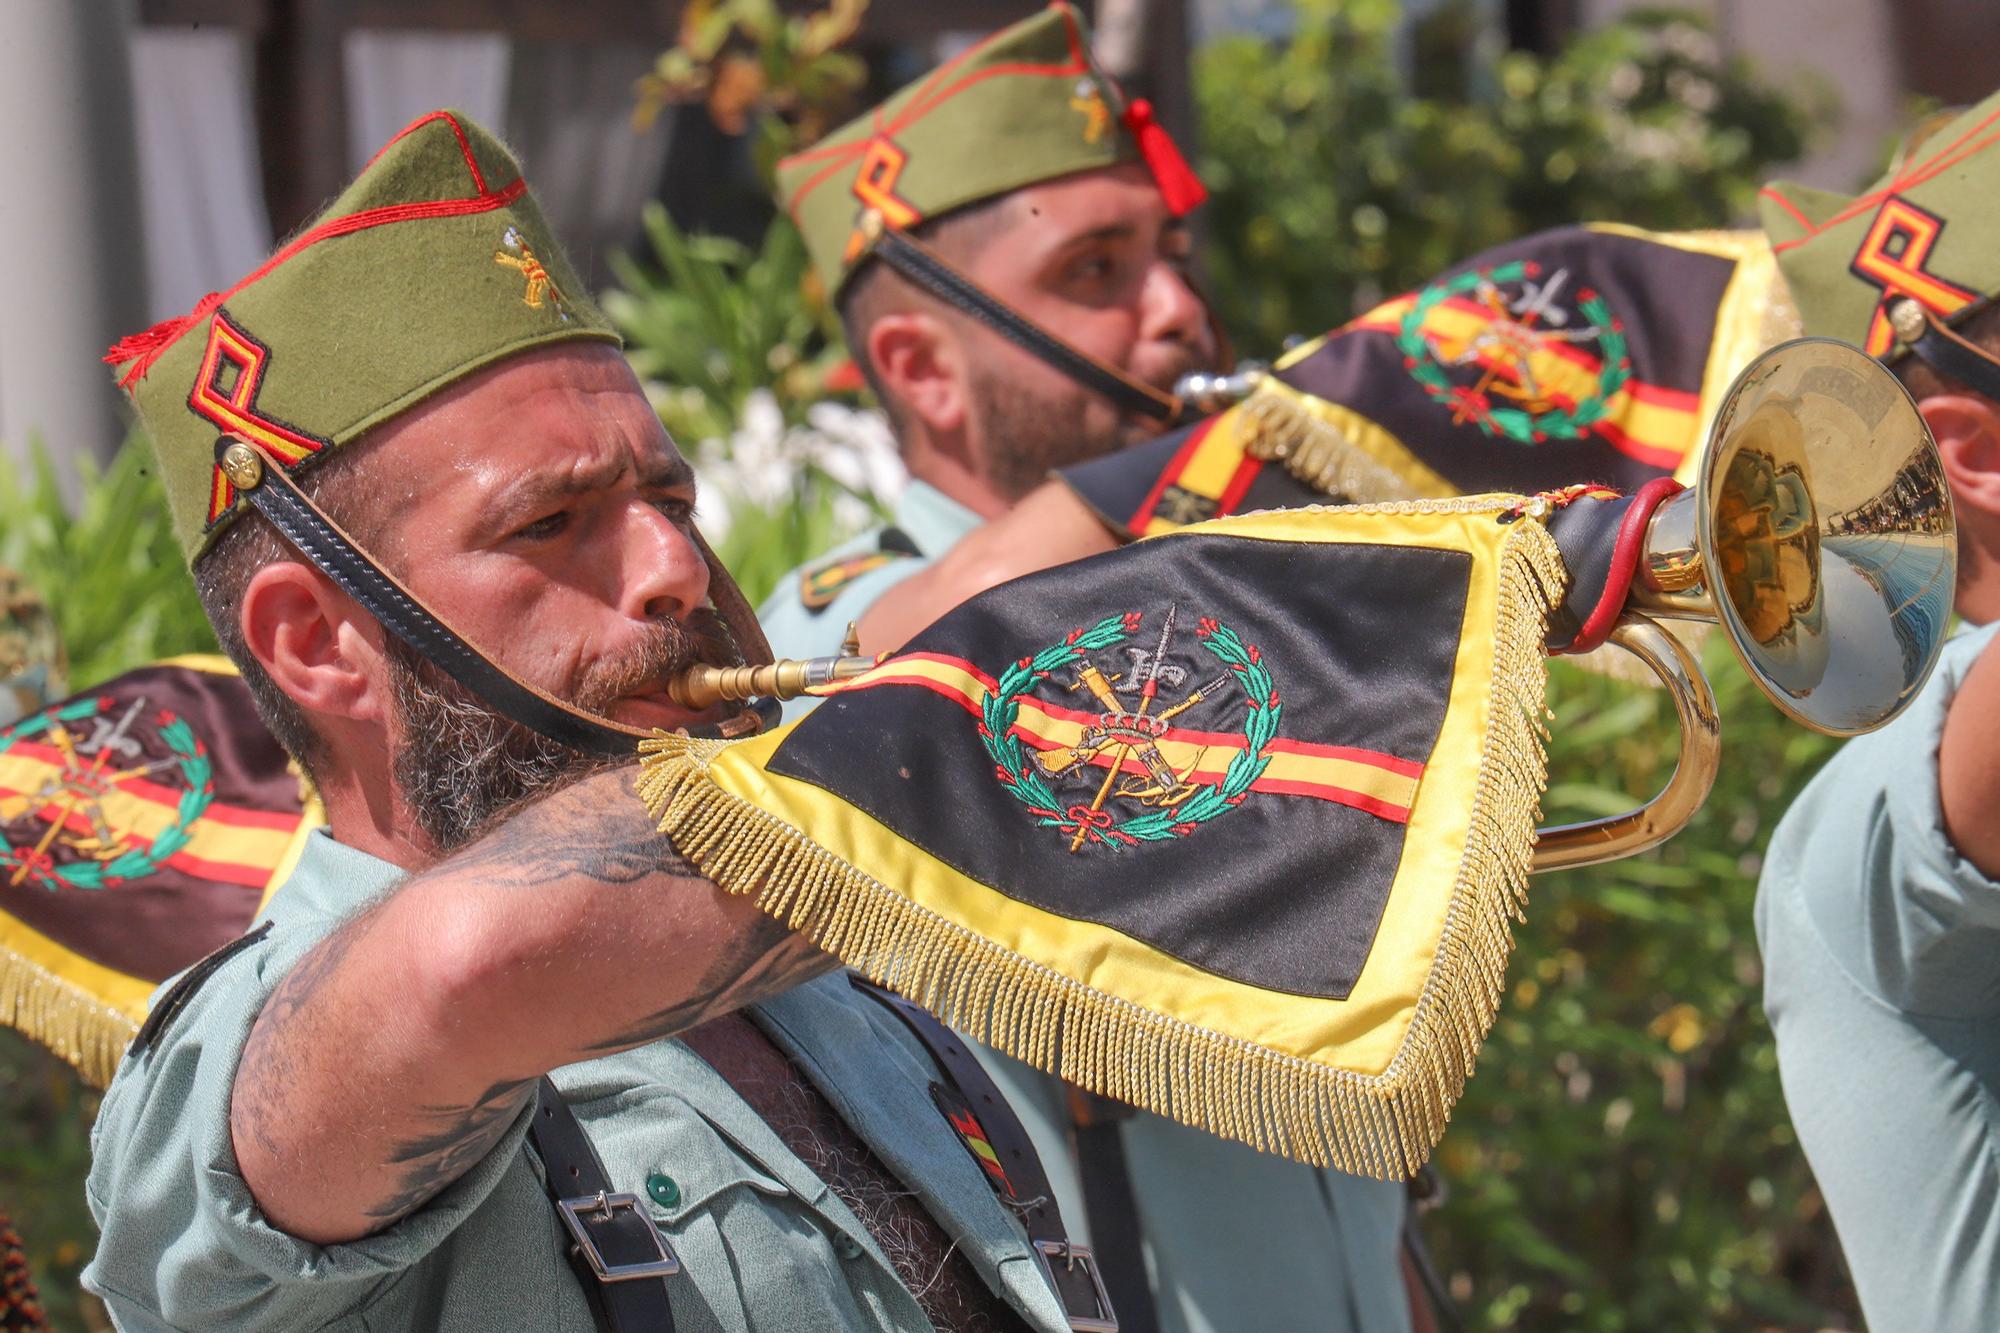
<box><xmin>868</xmin><ymin>225</ymin><xmax>1190</xmax><ymax>429</ymax></box>
<box><xmin>213</xmin><ymin>436</ymin><xmax>771</xmax><ymax>754</ymax></box>
<box><xmin>1895</xmin><ymin>296</ymin><xmax>2000</xmax><ymax>402</ymax></box>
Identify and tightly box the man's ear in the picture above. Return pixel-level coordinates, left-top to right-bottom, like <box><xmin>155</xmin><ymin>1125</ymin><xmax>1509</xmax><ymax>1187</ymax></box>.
<box><xmin>866</xmin><ymin>310</ymin><xmax>968</xmax><ymax>438</ymax></box>
<box><xmin>239</xmin><ymin>560</ymin><xmax>390</xmax><ymax>725</ymax></box>
<box><xmin>1921</xmin><ymin>393</ymin><xmax>2000</xmax><ymax>520</ymax></box>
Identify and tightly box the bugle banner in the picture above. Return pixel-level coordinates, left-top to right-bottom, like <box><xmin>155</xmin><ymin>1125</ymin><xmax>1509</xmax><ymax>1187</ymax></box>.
<box><xmin>641</xmin><ymin>496</ymin><xmax>1574</xmax><ymax>1179</ymax></box>
<box><xmin>1066</xmin><ymin>224</ymin><xmax>1796</xmax><ymax>536</ymax></box>
<box><xmin>0</xmin><ymin>657</ymin><xmax>320</xmax><ymax>1086</ymax></box>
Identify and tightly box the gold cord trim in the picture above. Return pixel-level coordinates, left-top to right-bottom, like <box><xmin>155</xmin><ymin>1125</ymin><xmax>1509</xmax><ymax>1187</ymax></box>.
<box><xmin>636</xmin><ymin>508</ymin><xmax>1566</xmax><ymax>1177</ymax></box>
<box><xmin>1236</xmin><ymin>380</ymin><xmax>1455</xmax><ymax>503</ymax></box>
<box><xmin>0</xmin><ymin>946</ymin><xmax>138</xmax><ymax>1089</ymax></box>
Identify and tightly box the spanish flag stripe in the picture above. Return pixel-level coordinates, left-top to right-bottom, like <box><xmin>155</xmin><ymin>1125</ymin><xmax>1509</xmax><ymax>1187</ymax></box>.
<box><xmin>823</xmin><ymin>653</ymin><xmax>1420</xmax><ymax>819</ymax></box>
<box><xmin>0</xmin><ymin>758</ymin><xmax>299</xmax><ymax>882</ymax></box>
<box><xmin>1129</xmin><ymin>415</ymin><xmax>1221</xmax><ymax>533</ymax></box>
<box><xmin>4</xmin><ymin>740</ymin><xmax>303</xmax><ymax>831</ymax></box>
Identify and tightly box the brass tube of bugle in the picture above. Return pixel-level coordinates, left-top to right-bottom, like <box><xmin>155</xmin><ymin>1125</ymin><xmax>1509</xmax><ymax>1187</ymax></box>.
<box><xmin>666</xmin><ymin>654</ymin><xmax>878</xmax><ymax>709</ymax></box>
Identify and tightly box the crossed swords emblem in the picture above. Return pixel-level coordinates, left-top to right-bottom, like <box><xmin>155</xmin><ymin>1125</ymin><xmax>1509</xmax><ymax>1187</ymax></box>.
<box><xmin>0</xmin><ymin>697</ymin><xmax>162</xmax><ymax>886</ymax></box>
<box><xmin>1031</xmin><ymin>605</ymin><xmax>1229</xmax><ymax>853</ymax></box>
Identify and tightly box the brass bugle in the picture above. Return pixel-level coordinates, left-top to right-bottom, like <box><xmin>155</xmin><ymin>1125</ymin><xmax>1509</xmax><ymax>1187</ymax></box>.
<box><xmin>1532</xmin><ymin>337</ymin><xmax>1957</xmax><ymax>871</ymax></box>
<box><xmin>1173</xmin><ymin>359</ymin><xmax>1268</xmax><ymax>415</ymax></box>
<box><xmin>667</xmin><ymin>653</ymin><xmax>878</xmax><ymax>710</ymax></box>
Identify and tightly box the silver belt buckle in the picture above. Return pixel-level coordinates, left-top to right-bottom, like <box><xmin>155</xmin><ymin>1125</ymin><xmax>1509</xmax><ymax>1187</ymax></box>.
<box><xmin>557</xmin><ymin>1190</ymin><xmax>683</xmax><ymax>1282</ymax></box>
<box><xmin>1032</xmin><ymin>1238</ymin><xmax>1118</xmax><ymax>1332</ymax></box>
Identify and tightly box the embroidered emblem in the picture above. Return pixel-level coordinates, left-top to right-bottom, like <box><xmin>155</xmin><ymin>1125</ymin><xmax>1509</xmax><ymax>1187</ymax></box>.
<box><xmin>980</xmin><ymin>603</ymin><xmax>1280</xmax><ymax>853</ymax></box>
<box><xmin>1395</xmin><ymin>261</ymin><xmax>1631</xmax><ymax>446</ymax></box>
<box><xmin>844</xmin><ymin>136</ymin><xmax>923</xmax><ymax>263</ymax></box>
<box><xmin>800</xmin><ymin>548</ymin><xmax>910</xmax><ymax>612</ymax></box>
<box><xmin>494</xmin><ymin>226</ymin><xmax>568</xmax><ymax>318</ymax></box>
<box><xmin>1154</xmin><ymin>485</ymin><xmax>1219</xmax><ymax>527</ymax></box>
<box><xmin>188</xmin><ymin>309</ymin><xmax>334</xmax><ymax>527</ymax></box>
<box><xmin>1848</xmin><ymin>197</ymin><xmax>1978</xmax><ymax>355</ymax></box>
<box><xmin>1069</xmin><ymin>79</ymin><xmax>1112</xmax><ymax>144</ymax></box>
<box><xmin>0</xmin><ymin>694</ymin><xmax>214</xmax><ymax>892</ymax></box>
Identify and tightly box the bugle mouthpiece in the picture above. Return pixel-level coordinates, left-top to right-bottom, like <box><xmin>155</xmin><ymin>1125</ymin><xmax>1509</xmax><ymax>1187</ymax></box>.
<box><xmin>667</xmin><ymin>654</ymin><xmax>878</xmax><ymax>709</ymax></box>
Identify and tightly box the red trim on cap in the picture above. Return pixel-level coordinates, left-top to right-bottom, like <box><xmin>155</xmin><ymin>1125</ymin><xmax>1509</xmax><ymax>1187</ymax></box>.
<box><xmin>780</xmin><ymin>4</ymin><xmax>1094</xmax><ymax>219</ymax></box>
<box><xmin>1769</xmin><ymin>103</ymin><xmax>2000</xmax><ymax>253</ymax></box>
<box><xmin>1756</xmin><ymin>186</ymin><xmax>1813</xmax><ymax>234</ymax></box>
<box><xmin>106</xmin><ymin>110</ymin><xmax>525</xmax><ymax>389</ymax></box>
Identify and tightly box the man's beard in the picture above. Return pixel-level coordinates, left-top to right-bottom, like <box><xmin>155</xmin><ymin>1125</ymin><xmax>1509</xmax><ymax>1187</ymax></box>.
<box><xmin>386</xmin><ymin>607</ymin><xmax>741</xmax><ymax>853</ymax></box>
<box><xmin>969</xmin><ymin>354</ymin><xmax>1195</xmax><ymax>501</ymax></box>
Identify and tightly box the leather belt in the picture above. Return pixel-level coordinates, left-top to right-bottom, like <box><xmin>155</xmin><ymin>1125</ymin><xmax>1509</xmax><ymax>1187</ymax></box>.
<box><xmin>849</xmin><ymin>975</ymin><xmax>1120</xmax><ymax>1332</ymax></box>
<box><xmin>213</xmin><ymin>436</ymin><xmax>771</xmax><ymax>753</ymax></box>
<box><xmin>868</xmin><ymin>225</ymin><xmax>1188</xmax><ymax>429</ymax></box>
<box><xmin>529</xmin><ymin>1077</ymin><xmax>681</xmax><ymax>1333</ymax></box>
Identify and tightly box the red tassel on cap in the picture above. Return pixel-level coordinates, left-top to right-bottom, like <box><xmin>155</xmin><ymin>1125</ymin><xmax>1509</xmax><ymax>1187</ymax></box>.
<box><xmin>1122</xmin><ymin>98</ymin><xmax>1207</xmax><ymax>216</ymax></box>
<box><xmin>104</xmin><ymin>290</ymin><xmax>224</xmax><ymax>391</ymax></box>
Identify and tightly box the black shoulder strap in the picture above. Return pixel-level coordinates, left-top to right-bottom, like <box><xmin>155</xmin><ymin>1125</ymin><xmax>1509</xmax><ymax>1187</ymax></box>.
<box><xmin>130</xmin><ymin>920</ymin><xmax>274</xmax><ymax>1057</ymax></box>
<box><xmin>529</xmin><ymin>1077</ymin><xmax>680</xmax><ymax>1333</ymax></box>
<box><xmin>848</xmin><ymin>975</ymin><xmax>1123</xmax><ymax>1333</ymax></box>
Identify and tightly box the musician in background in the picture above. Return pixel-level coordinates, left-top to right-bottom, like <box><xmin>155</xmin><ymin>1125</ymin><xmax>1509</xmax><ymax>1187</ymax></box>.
<box><xmin>758</xmin><ymin>8</ymin><xmax>1417</xmax><ymax>1331</ymax></box>
<box><xmin>1753</xmin><ymin>96</ymin><xmax>2000</xmax><ymax>1329</ymax></box>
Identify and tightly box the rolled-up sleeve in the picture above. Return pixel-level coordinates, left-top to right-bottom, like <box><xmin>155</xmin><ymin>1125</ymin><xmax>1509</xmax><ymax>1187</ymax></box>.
<box><xmin>83</xmin><ymin>930</ymin><xmax>531</xmax><ymax>1331</ymax></box>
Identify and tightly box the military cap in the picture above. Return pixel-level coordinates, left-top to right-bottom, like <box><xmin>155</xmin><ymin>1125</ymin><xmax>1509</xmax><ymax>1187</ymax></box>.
<box><xmin>1760</xmin><ymin>90</ymin><xmax>2000</xmax><ymax>358</ymax></box>
<box><xmin>107</xmin><ymin>110</ymin><xmax>620</xmax><ymax>563</ymax></box>
<box><xmin>775</xmin><ymin>1</ymin><xmax>1205</xmax><ymax>299</ymax></box>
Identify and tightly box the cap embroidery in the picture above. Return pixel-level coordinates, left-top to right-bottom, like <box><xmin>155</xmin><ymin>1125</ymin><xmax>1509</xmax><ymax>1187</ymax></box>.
<box><xmin>844</xmin><ymin>137</ymin><xmax>922</xmax><ymax>262</ymax></box>
<box><xmin>1848</xmin><ymin>196</ymin><xmax>1978</xmax><ymax>354</ymax></box>
<box><xmin>494</xmin><ymin>226</ymin><xmax>569</xmax><ymax>319</ymax></box>
<box><xmin>1070</xmin><ymin>79</ymin><xmax>1112</xmax><ymax>144</ymax></box>
<box><xmin>186</xmin><ymin>309</ymin><xmax>331</xmax><ymax>527</ymax></box>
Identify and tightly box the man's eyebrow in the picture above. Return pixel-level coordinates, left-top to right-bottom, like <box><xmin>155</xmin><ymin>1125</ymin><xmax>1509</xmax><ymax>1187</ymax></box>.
<box><xmin>487</xmin><ymin>450</ymin><xmax>695</xmax><ymax>519</ymax></box>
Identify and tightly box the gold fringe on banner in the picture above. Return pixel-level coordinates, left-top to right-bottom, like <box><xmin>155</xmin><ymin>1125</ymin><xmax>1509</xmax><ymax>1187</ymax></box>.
<box><xmin>0</xmin><ymin>947</ymin><xmax>139</xmax><ymax>1089</ymax></box>
<box><xmin>1236</xmin><ymin>378</ymin><xmax>1455</xmax><ymax>505</ymax></box>
<box><xmin>637</xmin><ymin>506</ymin><xmax>1566</xmax><ymax>1177</ymax></box>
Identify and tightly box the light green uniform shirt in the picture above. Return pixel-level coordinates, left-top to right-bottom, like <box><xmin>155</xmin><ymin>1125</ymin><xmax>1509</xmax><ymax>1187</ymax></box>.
<box><xmin>83</xmin><ymin>829</ymin><xmax>1073</xmax><ymax>1332</ymax></box>
<box><xmin>762</xmin><ymin>480</ymin><xmax>1414</xmax><ymax>1333</ymax></box>
<box><xmin>1757</xmin><ymin>620</ymin><xmax>2000</xmax><ymax>1330</ymax></box>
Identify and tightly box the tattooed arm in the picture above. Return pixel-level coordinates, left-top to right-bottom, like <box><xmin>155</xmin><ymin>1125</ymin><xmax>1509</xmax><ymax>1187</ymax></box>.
<box><xmin>229</xmin><ymin>767</ymin><xmax>831</xmax><ymax>1245</ymax></box>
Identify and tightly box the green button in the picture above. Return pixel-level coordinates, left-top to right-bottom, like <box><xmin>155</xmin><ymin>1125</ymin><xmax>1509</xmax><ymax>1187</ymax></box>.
<box><xmin>647</xmin><ymin>1173</ymin><xmax>680</xmax><ymax>1208</ymax></box>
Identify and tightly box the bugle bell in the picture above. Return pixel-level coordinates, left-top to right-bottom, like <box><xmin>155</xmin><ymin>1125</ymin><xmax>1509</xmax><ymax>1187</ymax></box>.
<box><xmin>1532</xmin><ymin>337</ymin><xmax>1957</xmax><ymax>870</ymax></box>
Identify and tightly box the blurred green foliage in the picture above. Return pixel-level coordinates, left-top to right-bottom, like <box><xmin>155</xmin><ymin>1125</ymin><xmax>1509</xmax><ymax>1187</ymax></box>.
<box><xmin>1196</xmin><ymin>1</ymin><xmax>1827</xmax><ymax>350</ymax></box>
<box><xmin>1431</xmin><ymin>644</ymin><xmax>1857</xmax><ymax>1329</ymax></box>
<box><xmin>606</xmin><ymin>203</ymin><xmax>885</xmax><ymax>604</ymax></box>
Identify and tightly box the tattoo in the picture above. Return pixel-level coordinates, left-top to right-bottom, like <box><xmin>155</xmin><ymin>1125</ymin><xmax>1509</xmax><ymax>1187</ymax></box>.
<box><xmin>581</xmin><ymin>913</ymin><xmax>806</xmax><ymax>1053</ymax></box>
<box><xmin>365</xmin><ymin>1076</ymin><xmax>535</xmax><ymax>1225</ymax></box>
<box><xmin>234</xmin><ymin>914</ymin><xmax>368</xmax><ymax>1166</ymax></box>
<box><xmin>436</xmin><ymin>769</ymin><xmax>693</xmax><ymax>890</ymax></box>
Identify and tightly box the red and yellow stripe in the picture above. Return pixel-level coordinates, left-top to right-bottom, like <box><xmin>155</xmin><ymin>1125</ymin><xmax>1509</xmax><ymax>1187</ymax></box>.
<box><xmin>0</xmin><ymin>739</ymin><xmax>303</xmax><ymax>888</ymax></box>
<box><xmin>1344</xmin><ymin>293</ymin><xmax>1698</xmax><ymax>470</ymax></box>
<box><xmin>821</xmin><ymin>652</ymin><xmax>1423</xmax><ymax>823</ymax></box>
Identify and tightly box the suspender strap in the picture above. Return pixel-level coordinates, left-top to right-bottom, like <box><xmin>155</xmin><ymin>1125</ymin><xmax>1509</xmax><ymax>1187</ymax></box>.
<box><xmin>529</xmin><ymin>1077</ymin><xmax>681</xmax><ymax>1333</ymax></box>
<box><xmin>1066</xmin><ymin>1091</ymin><xmax>1160</xmax><ymax>1333</ymax></box>
<box><xmin>869</xmin><ymin>227</ymin><xmax>1188</xmax><ymax>429</ymax></box>
<box><xmin>849</xmin><ymin>975</ymin><xmax>1120</xmax><ymax>1333</ymax></box>
<box><xmin>213</xmin><ymin>436</ymin><xmax>771</xmax><ymax>753</ymax></box>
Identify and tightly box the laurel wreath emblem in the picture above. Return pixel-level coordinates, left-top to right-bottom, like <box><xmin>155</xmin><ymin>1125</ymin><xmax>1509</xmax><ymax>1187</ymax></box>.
<box><xmin>977</xmin><ymin>611</ymin><xmax>1282</xmax><ymax>850</ymax></box>
<box><xmin>0</xmin><ymin>698</ymin><xmax>215</xmax><ymax>891</ymax></box>
<box><xmin>1395</xmin><ymin>259</ymin><xmax>1632</xmax><ymax>445</ymax></box>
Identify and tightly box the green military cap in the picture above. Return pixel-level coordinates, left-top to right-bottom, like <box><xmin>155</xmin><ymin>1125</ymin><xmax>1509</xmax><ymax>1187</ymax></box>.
<box><xmin>775</xmin><ymin>1</ymin><xmax>1205</xmax><ymax>299</ymax></box>
<box><xmin>107</xmin><ymin>110</ymin><xmax>620</xmax><ymax>563</ymax></box>
<box><xmin>1760</xmin><ymin>90</ymin><xmax>2000</xmax><ymax>358</ymax></box>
